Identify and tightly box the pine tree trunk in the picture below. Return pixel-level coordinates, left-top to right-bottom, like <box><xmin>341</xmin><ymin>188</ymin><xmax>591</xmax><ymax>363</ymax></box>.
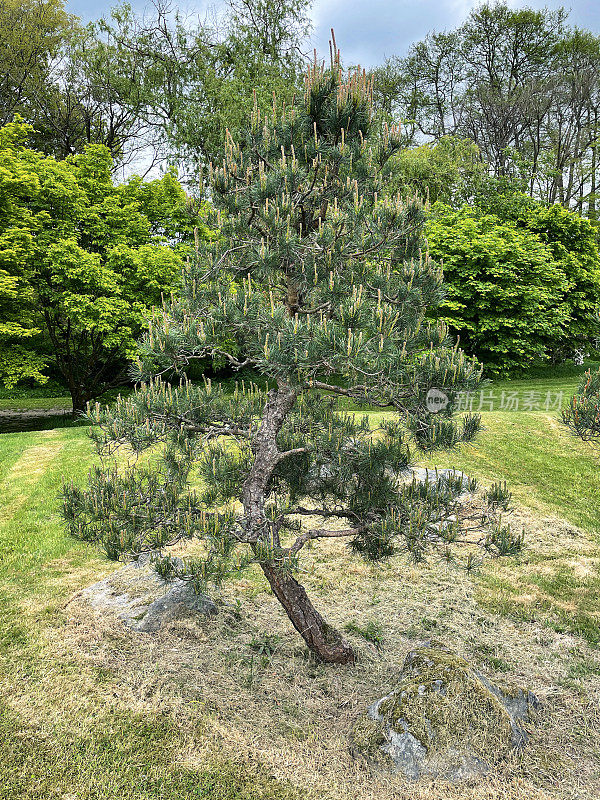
<box><xmin>259</xmin><ymin>562</ymin><xmax>356</xmax><ymax>664</ymax></box>
<box><xmin>244</xmin><ymin>381</ymin><xmax>355</xmax><ymax>664</ymax></box>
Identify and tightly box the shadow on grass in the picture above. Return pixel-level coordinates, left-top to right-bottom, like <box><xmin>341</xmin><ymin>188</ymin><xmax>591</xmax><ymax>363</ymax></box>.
<box><xmin>0</xmin><ymin>412</ymin><xmax>87</xmax><ymax>435</ymax></box>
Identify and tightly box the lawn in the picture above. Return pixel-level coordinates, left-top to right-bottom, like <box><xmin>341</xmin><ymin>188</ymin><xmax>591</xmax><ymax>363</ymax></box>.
<box><xmin>0</xmin><ymin>396</ymin><xmax>72</xmax><ymax>411</ymax></box>
<box><xmin>1</xmin><ymin>366</ymin><xmax>600</xmax><ymax>799</ymax></box>
<box><xmin>0</xmin><ymin>427</ymin><xmax>298</xmax><ymax>800</ymax></box>
<box><xmin>0</xmin><ymin>383</ymin><xmax>73</xmax><ymax>412</ymax></box>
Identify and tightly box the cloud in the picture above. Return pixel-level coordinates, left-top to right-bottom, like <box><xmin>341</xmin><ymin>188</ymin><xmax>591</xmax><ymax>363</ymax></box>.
<box><xmin>310</xmin><ymin>0</ymin><xmax>600</xmax><ymax>67</ymax></box>
<box><xmin>309</xmin><ymin>0</ymin><xmax>480</xmax><ymax>67</ymax></box>
<box><xmin>66</xmin><ymin>0</ymin><xmax>600</xmax><ymax>68</ymax></box>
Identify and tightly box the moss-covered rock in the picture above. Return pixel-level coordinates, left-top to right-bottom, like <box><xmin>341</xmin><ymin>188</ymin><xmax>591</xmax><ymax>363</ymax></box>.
<box><xmin>351</xmin><ymin>646</ymin><xmax>538</xmax><ymax>781</ymax></box>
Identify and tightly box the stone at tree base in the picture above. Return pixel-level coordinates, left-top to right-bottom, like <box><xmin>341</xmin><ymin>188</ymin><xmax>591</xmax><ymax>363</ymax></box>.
<box><xmin>76</xmin><ymin>553</ymin><xmax>217</xmax><ymax>633</ymax></box>
<box><xmin>351</xmin><ymin>646</ymin><xmax>539</xmax><ymax>782</ymax></box>
<box><xmin>409</xmin><ymin>468</ymin><xmax>471</xmax><ymax>491</ymax></box>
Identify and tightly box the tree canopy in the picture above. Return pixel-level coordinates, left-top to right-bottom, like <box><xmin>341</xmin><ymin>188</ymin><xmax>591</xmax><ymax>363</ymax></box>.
<box><xmin>0</xmin><ymin>0</ymin><xmax>75</xmax><ymax>127</ymax></box>
<box><xmin>371</xmin><ymin>2</ymin><xmax>600</xmax><ymax>216</ymax></box>
<box><xmin>1</xmin><ymin>0</ymin><xmax>312</xmax><ymax>175</ymax></box>
<box><xmin>0</xmin><ymin>119</ymin><xmax>206</xmax><ymax>411</ymax></box>
<box><xmin>426</xmin><ymin>195</ymin><xmax>600</xmax><ymax>373</ymax></box>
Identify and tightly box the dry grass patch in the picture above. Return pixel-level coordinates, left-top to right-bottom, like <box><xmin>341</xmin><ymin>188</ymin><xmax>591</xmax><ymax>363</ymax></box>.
<box><xmin>36</xmin><ymin>500</ymin><xmax>600</xmax><ymax>800</ymax></box>
<box><xmin>2</xmin><ymin>408</ymin><xmax>600</xmax><ymax>799</ymax></box>
<box><xmin>475</xmin><ymin>508</ymin><xmax>600</xmax><ymax>645</ymax></box>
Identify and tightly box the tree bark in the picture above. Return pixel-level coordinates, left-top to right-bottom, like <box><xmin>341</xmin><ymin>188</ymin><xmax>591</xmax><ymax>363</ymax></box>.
<box><xmin>259</xmin><ymin>561</ymin><xmax>356</xmax><ymax>664</ymax></box>
<box><xmin>242</xmin><ymin>381</ymin><xmax>356</xmax><ymax>664</ymax></box>
<box><xmin>590</xmin><ymin>112</ymin><xmax>597</xmax><ymax>220</ymax></box>
<box><xmin>69</xmin><ymin>386</ymin><xmax>89</xmax><ymax>417</ymax></box>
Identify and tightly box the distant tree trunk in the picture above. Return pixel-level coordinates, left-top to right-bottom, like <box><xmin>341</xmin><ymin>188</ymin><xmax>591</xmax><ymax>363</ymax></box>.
<box><xmin>68</xmin><ymin>385</ymin><xmax>90</xmax><ymax>417</ymax></box>
<box><xmin>590</xmin><ymin>113</ymin><xmax>598</xmax><ymax>220</ymax></box>
<box><xmin>259</xmin><ymin>562</ymin><xmax>356</xmax><ymax>664</ymax></box>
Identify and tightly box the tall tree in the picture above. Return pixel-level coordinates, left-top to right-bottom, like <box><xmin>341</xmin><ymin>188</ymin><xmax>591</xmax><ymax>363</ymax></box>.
<box><xmin>371</xmin><ymin>2</ymin><xmax>600</xmax><ymax>215</ymax></box>
<box><xmin>458</xmin><ymin>4</ymin><xmax>565</xmax><ymax>179</ymax></box>
<box><xmin>401</xmin><ymin>30</ymin><xmax>465</xmax><ymax>140</ymax></box>
<box><xmin>542</xmin><ymin>29</ymin><xmax>600</xmax><ymax>213</ymax></box>
<box><xmin>0</xmin><ymin>119</ymin><xmax>205</xmax><ymax>411</ymax></box>
<box><xmin>63</xmin><ymin>47</ymin><xmax>520</xmax><ymax>664</ymax></box>
<box><xmin>28</xmin><ymin>21</ymin><xmax>156</xmax><ymax>168</ymax></box>
<box><xmin>1</xmin><ymin>0</ymin><xmax>311</xmax><ymax>174</ymax></box>
<box><xmin>36</xmin><ymin>0</ymin><xmax>312</xmax><ymax>175</ymax></box>
<box><xmin>0</xmin><ymin>0</ymin><xmax>75</xmax><ymax>126</ymax></box>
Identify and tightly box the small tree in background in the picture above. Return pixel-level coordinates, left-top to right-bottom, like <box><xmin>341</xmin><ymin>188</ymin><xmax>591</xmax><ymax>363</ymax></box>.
<box><xmin>426</xmin><ymin>195</ymin><xmax>600</xmax><ymax>375</ymax></box>
<box><xmin>384</xmin><ymin>136</ymin><xmax>487</xmax><ymax>207</ymax></box>
<box><xmin>63</xmin><ymin>42</ymin><xmax>519</xmax><ymax>664</ymax></box>
<box><xmin>426</xmin><ymin>203</ymin><xmax>570</xmax><ymax>374</ymax></box>
<box><xmin>563</xmin><ymin>367</ymin><xmax>600</xmax><ymax>444</ymax></box>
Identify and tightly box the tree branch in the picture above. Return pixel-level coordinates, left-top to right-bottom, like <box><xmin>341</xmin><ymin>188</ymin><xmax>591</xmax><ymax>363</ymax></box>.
<box><xmin>276</xmin><ymin>446</ymin><xmax>309</xmax><ymax>462</ymax></box>
<box><xmin>287</xmin><ymin>527</ymin><xmax>358</xmax><ymax>555</ymax></box>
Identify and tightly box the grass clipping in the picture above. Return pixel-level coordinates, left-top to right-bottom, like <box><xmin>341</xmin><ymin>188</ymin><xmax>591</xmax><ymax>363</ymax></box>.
<box><xmin>21</xmin><ymin>501</ymin><xmax>600</xmax><ymax>800</ymax></box>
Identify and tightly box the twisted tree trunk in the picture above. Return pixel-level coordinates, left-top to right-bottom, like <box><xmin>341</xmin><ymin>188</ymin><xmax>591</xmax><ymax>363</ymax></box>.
<box><xmin>243</xmin><ymin>381</ymin><xmax>355</xmax><ymax>664</ymax></box>
<box><xmin>260</xmin><ymin>562</ymin><xmax>356</xmax><ymax>664</ymax></box>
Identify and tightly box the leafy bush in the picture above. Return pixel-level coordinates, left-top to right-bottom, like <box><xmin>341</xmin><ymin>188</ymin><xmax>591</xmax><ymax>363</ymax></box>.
<box><xmin>426</xmin><ymin>197</ymin><xmax>600</xmax><ymax>374</ymax></box>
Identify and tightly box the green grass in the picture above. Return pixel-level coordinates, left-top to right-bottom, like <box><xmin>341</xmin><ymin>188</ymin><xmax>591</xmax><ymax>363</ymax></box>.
<box><xmin>0</xmin><ymin>428</ymin><xmax>94</xmax><ymax>582</ymax></box>
<box><xmin>343</xmin><ymin>619</ymin><xmax>385</xmax><ymax>650</ymax></box>
<box><xmin>365</xmin><ymin>363</ymin><xmax>600</xmax><ymax>645</ymax></box>
<box><xmin>0</xmin><ymin>702</ymin><xmax>297</xmax><ymax>800</ymax></box>
<box><xmin>431</xmin><ymin>411</ymin><xmax>600</xmax><ymax>533</ymax></box>
<box><xmin>360</xmin><ymin>362</ymin><xmax>600</xmax><ymax>533</ymax></box>
<box><xmin>492</xmin><ymin>359</ymin><xmax>599</xmax><ymax>399</ymax></box>
<box><xmin>424</xmin><ymin>378</ymin><xmax>600</xmax><ymax>644</ymax></box>
<box><xmin>364</xmin><ymin>405</ymin><xmax>600</xmax><ymax>535</ymax></box>
<box><xmin>0</xmin><ymin>396</ymin><xmax>72</xmax><ymax>411</ymax></box>
<box><xmin>0</xmin><ymin>379</ymin><xmax>73</xmax><ymax>411</ymax></box>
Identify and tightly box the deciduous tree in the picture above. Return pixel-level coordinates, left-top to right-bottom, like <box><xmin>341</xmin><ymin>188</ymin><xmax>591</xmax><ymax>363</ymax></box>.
<box><xmin>0</xmin><ymin>119</ymin><xmax>204</xmax><ymax>411</ymax></box>
<box><xmin>427</xmin><ymin>194</ymin><xmax>600</xmax><ymax>373</ymax></box>
<box><xmin>0</xmin><ymin>0</ymin><xmax>74</xmax><ymax>126</ymax></box>
<box><xmin>372</xmin><ymin>3</ymin><xmax>600</xmax><ymax>216</ymax></box>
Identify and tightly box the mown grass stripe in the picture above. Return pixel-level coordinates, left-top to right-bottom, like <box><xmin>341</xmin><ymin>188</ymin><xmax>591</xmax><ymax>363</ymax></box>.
<box><xmin>0</xmin><ymin>430</ymin><xmax>65</xmax><ymax>527</ymax></box>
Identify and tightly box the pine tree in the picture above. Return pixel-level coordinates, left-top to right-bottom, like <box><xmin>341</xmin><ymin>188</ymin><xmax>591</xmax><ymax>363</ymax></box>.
<box><xmin>563</xmin><ymin>366</ymin><xmax>600</xmax><ymax>445</ymax></box>
<box><xmin>63</xmin><ymin>40</ymin><xmax>515</xmax><ymax>664</ymax></box>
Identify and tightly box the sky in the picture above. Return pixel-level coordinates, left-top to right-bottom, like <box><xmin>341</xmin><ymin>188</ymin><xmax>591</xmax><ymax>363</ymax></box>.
<box><xmin>65</xmin><ymin>0</ymin><xmax>600</xmax><ymax>67</ymax></box>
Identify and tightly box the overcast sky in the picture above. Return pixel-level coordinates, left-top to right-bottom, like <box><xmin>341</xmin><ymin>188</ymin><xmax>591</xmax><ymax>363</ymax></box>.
<box><xmin>65</xmin><ymin>0</ymin><xmax>600</xmax><ymax>67</ymax></box>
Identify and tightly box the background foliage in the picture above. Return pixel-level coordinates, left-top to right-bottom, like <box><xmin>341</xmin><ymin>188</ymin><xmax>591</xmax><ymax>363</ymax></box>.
<box><xmin>0</xmin><ymin>119</ymin><xmax>207</xmax><ymax>410</ymax></box>
<box><xmin>426</xmin><ymin>195</ymin><xmax>600</xmax><ymax>373</ymax></box>
<box><xmin>2</xmin><ymin>0</ymin><xmax>600</xmax><ymax>389</ymax></box>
